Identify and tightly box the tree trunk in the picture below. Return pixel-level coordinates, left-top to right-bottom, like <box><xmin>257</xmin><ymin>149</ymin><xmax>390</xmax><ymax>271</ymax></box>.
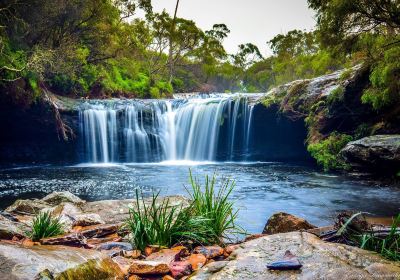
<box><xmin>168</xmin><ymin>0</ymin><xmax>180</xmax><ymax>84</ymax></box>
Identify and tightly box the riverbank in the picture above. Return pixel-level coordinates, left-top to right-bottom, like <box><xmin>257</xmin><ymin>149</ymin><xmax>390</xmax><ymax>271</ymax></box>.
<box><xmin>1</xmin><ymin>191</ymin><xmax>399</xmax><ymax>279</ymax></box>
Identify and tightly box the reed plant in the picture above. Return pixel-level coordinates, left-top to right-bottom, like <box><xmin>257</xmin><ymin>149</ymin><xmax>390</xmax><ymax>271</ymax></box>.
<box><xmin>28</xmin><ymin>211</ymin><xmax>64</xmax><ymax>241</ymax></box>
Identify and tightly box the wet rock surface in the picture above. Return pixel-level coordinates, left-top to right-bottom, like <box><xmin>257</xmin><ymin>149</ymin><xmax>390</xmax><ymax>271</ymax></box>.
<box><xmin>262</xmin><ymin>212</ymin><xmax>316</xmax><ymax>234</ymax></box>
<box><xmin>0</xmin><ymin>242</ymin><xmax>123</xmax><ymax>280</ymax></box>
<box><xmin>341</xmin><ymin>134</ymin><xmax>400</xmax><ymax>173</ymax></box>
<box><xmin>190</xmin><ymin>232</ymin><xmax>400</xmax><ymax>280</ymax></box>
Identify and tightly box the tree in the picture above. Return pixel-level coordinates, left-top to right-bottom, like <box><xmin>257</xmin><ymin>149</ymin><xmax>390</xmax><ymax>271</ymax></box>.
<box><xmin>232</xmin><ymin>43</ymin><xmax>263</xmax><ymax>69</ymax></box>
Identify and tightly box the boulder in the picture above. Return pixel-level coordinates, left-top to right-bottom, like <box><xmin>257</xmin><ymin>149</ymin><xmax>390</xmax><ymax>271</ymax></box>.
<box><xmin>262</xmin><ymin>212</ymin><xmax>316</xmax><ymax>234</ymax></box>
<box><xmin>128</xmin><ymin>260</ymin><xmax>170</xmax><ymax>275</ymax></box>
<box><xmin>0</xmin><ymin>242</ymin><xmax>123</xmax><ymax>279</ymax></box>
<box><xmin>6</xmin><ymin>199</ymin><xmax>51</xmax><ymax>215</ymax></box>
<box><xmin>190</xmin><ymin>232</ymin><xmax>400</xmax><ymax>280</ymax></box>
<box><xmin>187</xmin><ymin>254</ymin><xmax>207</xmax><ymax>270</ymax></box>
<box><xmin>41</xmin><ymin>191</ymin><xmax>85</xmax><ymax>206</ymax></box>
<box><xmin>193</xmin><ymin>246</ymin><xmax>224</xmax><ymax>259</ymax></box>
<box><xmin>341</xmin><ymin>135</ymin><xmax>400</xmax><ymax>173</ymax></box>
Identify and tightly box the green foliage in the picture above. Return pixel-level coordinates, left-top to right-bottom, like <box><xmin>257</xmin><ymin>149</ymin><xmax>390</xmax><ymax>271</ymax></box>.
<box><xmin>327</xmin><ymin>86</ymin><xmax>345</xmax><ymax>105</ymax></box>
<box><xmin>28</xmin><ymin>212</ymin><xmax>64</xmax><ymax>242</ymax></box>
<box><xmin>361</xmin><ymin>46</ymin><xmax>400</xmax><ymax>110</ymax></box>
<box><xmin>126</xmin><ymin>190</ymin><xmax>213</xmax><ymax>251</ymax></box>
<box><xmin>126</xmin><ymin>171</ymin><xmax>242</xmax><ymax>250</ymax></box>
<box><xmin>307</xmin><ymin>132</ymin><xmax>353</xmax><ymax>171</ymax></box>
<box><xmin>359</xmin><ymin>214</ymin><xmax>400</xmax><ymax>261</ymax></box>
<box><xmin>186</xmin><ymin>170</ymin><xmax>244</xmax><ymax>243</ymax></box>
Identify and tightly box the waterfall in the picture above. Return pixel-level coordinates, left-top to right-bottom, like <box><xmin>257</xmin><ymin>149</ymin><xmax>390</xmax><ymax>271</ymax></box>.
<box><xmin>79</xmin><ymin>94</ymin><xmax>255</xmax><ymax>163</ymax></box>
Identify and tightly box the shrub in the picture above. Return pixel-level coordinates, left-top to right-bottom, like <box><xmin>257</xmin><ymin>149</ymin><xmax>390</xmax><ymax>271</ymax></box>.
<box><xmin>307</xmin><ymin>132</ymin><xmax>353</xmax><ymax>171</ymax></box>
<box><xmin>28</xmin><ymin>211</ymin><xmax>64</xmax><ymax>241</ymax></box>
<box><xmin>126</xmin><ymin>190</ymin><xmax>213</xmax><ymax>251</ymax></box>
<box><xmin>186</xmin><ymin>170</ymin><xmax>244</xmax><ymax>243</ymax></box>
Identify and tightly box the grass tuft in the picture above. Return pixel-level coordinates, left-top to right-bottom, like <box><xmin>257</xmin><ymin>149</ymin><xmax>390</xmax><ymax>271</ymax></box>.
<box><xmin>28</xmin><ymin>211</ymin><xmax>64</xmax><ymax>241</ymax></box>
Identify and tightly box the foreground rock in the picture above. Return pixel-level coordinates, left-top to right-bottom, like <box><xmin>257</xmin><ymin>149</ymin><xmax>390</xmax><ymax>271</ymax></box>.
<box><xmin>190</xmin><ymin>232</ymin><xmax>400</xmax><ymax>280</ymax></box>
<box><xmin>0</xmin><ymin>242</ymin><xmax>123</xmax><ymax>279</ymax></box>
<box><xmin>262</xmin><ymin>212</ymin><xmax>316</xmax><ymax>234</ymax></box>
<box><xmin>0</xmin><ymin>215</ymin><xmax>29</xmax><ymax>240</ymax></box>
<box><xmin>341</xmin><ymin>134</ymin><xmax>400</xmax><ymax>174</ymax></box>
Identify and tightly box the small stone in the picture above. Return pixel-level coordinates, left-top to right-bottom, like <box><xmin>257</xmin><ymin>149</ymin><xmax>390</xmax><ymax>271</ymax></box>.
<box><xmin>21</xmin><ymin>238</ymin><xmax>35</xmax><ymax>247</ymax></box>
<box><xmin>193</xmin><ymin>245</ymin><xmax>224</xmax><ymax>259</ymax></box>
<box><xmin>267</xmin><ymin>250</ymin><xmax>302</xmax><ymax>270</ymax></box>
<box><xmin>187</xmin><ymin>254</ymin><xmax>207</xmax><ymax>270</ymax></box>
<box><xmin>162</xmin><ymin>275</ymin><xmax>175</xmax><ymax>280</ymax></box>
<box><xmin>144</xmin><ymin>245</ymin><xmax>164</xmax><ymax>256</ymax></box>
<box><xmin>224</xmin><ymin>245</ymin><xmax>239</xmax><ymax>256</ymax></box>
<box><xmin>123</xmin><ymin>250</ymin><xmax>141</xmax><ymax>259</ymax></box>
<box><xmin>128</xmin><ymin>275</ymin><xmax>141</xmax><ymax>280</ymax></box>
<box><xmin>169</xmin><ymin>260</ymin><xmax>192</xmax><ymax>278</ymax></box>
<box><xmin>262</xmin><ymin>212</ymin><xmax>316</xmax><ymax>234</ymax></box>
<box><xmin>97</xmin><ymin>241</ymin><xmax>133</xmax><ymax>251</ymax></box>
<box><xmin>128</xmin><ymin>260</ymin><xmax>170</xmax><ymax>275</ymax></box>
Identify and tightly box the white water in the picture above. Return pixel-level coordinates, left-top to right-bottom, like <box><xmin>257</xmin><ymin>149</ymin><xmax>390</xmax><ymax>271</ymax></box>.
<box><xmin>79</xmin><ymin>94</ymin><xmax>255</xmax><ymax>163</ymax></box>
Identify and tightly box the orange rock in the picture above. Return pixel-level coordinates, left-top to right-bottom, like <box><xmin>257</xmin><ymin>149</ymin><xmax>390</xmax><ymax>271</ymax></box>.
<box><xmin>162</xmin><ymin>276</ymin><xmax>175</xmax><ymax>280</ymax></box>
<box><xmin>123</xmin><ymin>249</ymin><xmax>141</xmax><ymax>259</ymax></box>
<box><xmin>128</xmin><ymin>275</ymin><xmax>141</xmax><ymax>280</ymax></box>
<box><xmin>128</xmin><ymin>260</ymin><xmax>170</xmax><ymax>275</ymax></box>
<box><xmin>193</xmin><ymin>245</ymin><xmax>224</xmax><ymax>259</ymax></box>
<box><xmin>11</xmin><ymin>236</ymin><xmax>20</xmax><ymax>242</ymax></box>
<box><xmin>144</xmin><ymin>245</ymin><xmax>164</xmax><ymax>256</ymax></box>
<box><xmin>187</xmin><ymin>254</ymin><xmax>207</xmax><ymax>270</ymax></box>
<box><xmin>21</xmin><ymin>238</ymin><xmax>34</xmax><ymax>247</ymax></box>
<box><xmin>146</xmin><ymin>248</ymin><xmax>186</xmax><ymax>263</ymax></box>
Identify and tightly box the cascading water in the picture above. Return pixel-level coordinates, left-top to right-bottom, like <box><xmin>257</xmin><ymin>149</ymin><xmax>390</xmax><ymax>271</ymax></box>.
<box><xmin>79</xmin><ymin>94</ymin><xmax>256</xmax><ymax>163</ymax></box>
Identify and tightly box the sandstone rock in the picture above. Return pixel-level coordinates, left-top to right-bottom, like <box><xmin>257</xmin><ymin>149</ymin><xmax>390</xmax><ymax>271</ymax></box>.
<box><xmin>6</xmin><ymin>199</ymin><xmax>51</xmax><ymax>215</ymax></box>
<box><xmin>163</xmin><ymin>275</ymin><xmax>175</xmax><ymax>280</ymax></box>
<box><xmin>169</xmin><ymin>260</ymin><xmax>192</xmax><ymax>278</ymax></box>
<box><xmin>0</xmin><ymin>242</ymin><xmax>124</xmax><ymax>279</ymax></box>
<box><xmin>147</xmin><ymin>248</ymin><xmax>186</xmax><ymax>263</ymax></box>
<box><xmin>341</xmin><ymin>135</ymin><xmax>400</xmax><ymax>173</ymax></box>
<box><xmin>223</xmin><ymin>245</ymin><xmax>239</xmax><ymax>257</ymax></box>
<box><xmin>190</xmin><ymin>232</ymin><xmax>400</xmax><ymax>280</ymax></box>
<box><xmin>78</xmin><ymin>224</ymin><xmax>119</xmax><ymax>238</ymax></box>
<box><xmin>262</xmin><ymin>212</ymin><xmax>316</xmax><ymax>234</ymax></box>
<box><xmin>41</xmin><ymin>191</ymin><xmax>85</xmax><ymax>206</ymax></box>
<box><xmin>187</xmin><ymin>254</ymin><xmax>207</xmax><ymax>270</ymax></box>
<box><xmin>128</xmin><ymin>260</ymin><xmax>170</xmax><ymax>275</ymax></box>
<box><xmin>112</xmin><ymin>256</ymin><xmax>133</xmax><ymax>275</ymax></box>
<box><xmin>97</xmin><ymin>241</ymin><xmax>133</xmax><ymax>251</ymax></box>
<box><xmin>123</xmin><ymin>249</ymin><xmax>141</xmax><ymax>259</ymax></box>
<box><xmin>0</xmin><ymin>215</ymin><xmax>28</xmax><ymax>240</ymax></box>
<box><xmin>193</xmin><ymin>246</ymin><xmax>224</xmax><ymax>259</ymax></box>
<box><xmin>87</xmin><ymin>233</ymin><xmax>122</xmax><ymax>246</ymax></box>
<box><xmin>244</xmin><ymin>234</ymin><xmax>267</xmax><ymax>242</ymax></box>
<box><xmin>39</xmin><ymin>232</ymin><xmax>86</xmax><ymax>247</ymax></box>
<box><xmin>128</xmin><ymin>275</ymin><xmax>141</xmax><ymax>280</ymax></box>
<box><xmin>72</xmin><ymin>213</ymin><xmax>104</xmax><ymax>227</ymax></box>
<box><xmin>144</xmin><ymin>245</ymin><xmax>164</xmax><ymax>256</ymax></box>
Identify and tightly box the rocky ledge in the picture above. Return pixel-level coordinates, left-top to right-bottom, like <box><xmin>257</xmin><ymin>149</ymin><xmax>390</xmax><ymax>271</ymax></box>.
<box><xmin>341</xmin><ymin>135</ymin><xmax>400</xmax><ymax>174</ymax></box>
<box><xmin>1</xmin><ymin>192</ymin><xmax>399</xmax><ymax>279</ymax></box>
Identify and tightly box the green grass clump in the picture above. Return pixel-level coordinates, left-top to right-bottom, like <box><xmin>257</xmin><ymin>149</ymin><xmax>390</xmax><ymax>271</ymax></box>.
<box><xmin>126</xmin><ymin>191</ymin><xmax>213</xmax><ymax>251</ymax></box>
<box><xmin>187</xmin><ymin>170</ymin><xmax>244</xmax><ymax>243</ymax></box>
<box><xmin>126</xmin><ymin>171</ymin><xmax>243</xmax><ymax>250</ymax></box>
<box><xmin>28</xmin><ymin>211</ymin><xmax>64</xmax><ymax>241</ymax></box>
<box><xmin>359</xmin><ymin>214</ymin><xmax>400</xmax><ymax>261</ymax></box>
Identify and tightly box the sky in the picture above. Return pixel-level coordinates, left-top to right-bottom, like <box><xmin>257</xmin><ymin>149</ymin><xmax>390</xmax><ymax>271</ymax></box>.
<box><xmin>150</xmin><ymin>0</ymin><xmax>316</xmax><ymax>56</ymax></box>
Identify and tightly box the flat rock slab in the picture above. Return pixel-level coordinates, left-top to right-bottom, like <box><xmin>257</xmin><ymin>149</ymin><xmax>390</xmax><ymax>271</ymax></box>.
<box><xmin>190</xmin><ymin>232</ymin><xmax>400</xmax><ymax>280</ymax></box>
<box><xmin>0</xmin><ymin>242</ymin><xmax>123</xmax><ymax>279</ymax></box>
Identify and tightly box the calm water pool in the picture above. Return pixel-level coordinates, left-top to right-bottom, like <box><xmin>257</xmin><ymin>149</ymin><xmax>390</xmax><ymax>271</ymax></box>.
<box><xmin>0</xmin><ymin>162</ymin><xmax>399</xmax><ymax>233</ymax></box>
